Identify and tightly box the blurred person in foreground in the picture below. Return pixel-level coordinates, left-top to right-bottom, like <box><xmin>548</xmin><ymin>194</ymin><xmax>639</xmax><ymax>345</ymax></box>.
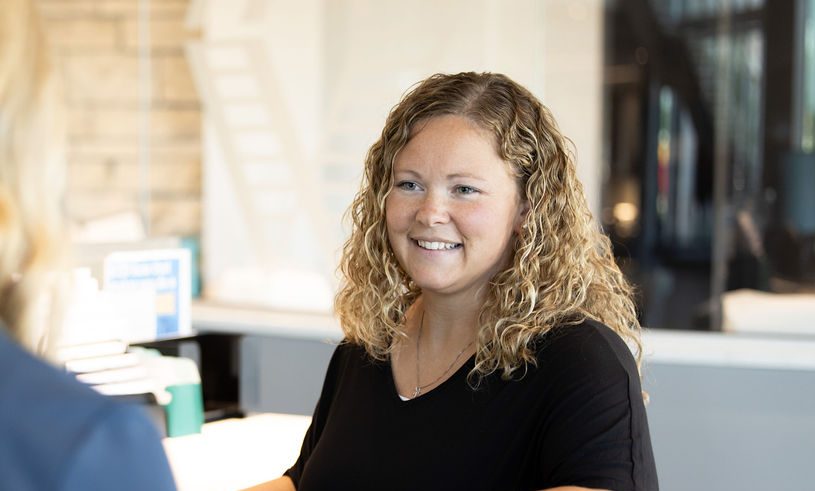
<box><xmin>0</xmin><ymin>1</ymin><xmax>176</xmax><ymax>489</ymax></box>
<box><xmin>249</xmin><ymin>72</ymin><xmax>658</xmax><ymax>491</ymax></box>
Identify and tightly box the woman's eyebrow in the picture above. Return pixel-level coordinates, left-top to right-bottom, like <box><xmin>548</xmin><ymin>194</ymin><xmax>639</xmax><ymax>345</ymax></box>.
<box><xmin>393</xmin><ymin>169</ymin><xmax>422</xmax><ymax>177</ymax></box>
<box><xmin>393</xmin><ymin>170</ymin><xmax>487</xmax><ymax>182</ymax></box>
<box><xmin>447</xmin><ymin>172</ymin><xmax>487</xmax><ymax>182</ymax></box>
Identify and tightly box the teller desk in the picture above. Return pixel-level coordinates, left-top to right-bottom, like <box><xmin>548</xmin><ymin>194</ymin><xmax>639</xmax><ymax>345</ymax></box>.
<box><xmin>163</xmin><ymin>413</ymin><xmax>311</xmax><ymax>491</ymax></box>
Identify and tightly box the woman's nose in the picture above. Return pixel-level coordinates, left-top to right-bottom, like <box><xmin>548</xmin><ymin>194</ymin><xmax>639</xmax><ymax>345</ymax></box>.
<box><xmin>415</xmin><ymin>193</ymin><xmax>449</xmax><ymax>226</ymax></box>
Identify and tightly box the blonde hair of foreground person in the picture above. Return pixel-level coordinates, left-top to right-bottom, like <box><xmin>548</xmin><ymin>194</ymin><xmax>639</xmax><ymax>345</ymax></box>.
<box><xmin>0</xmin><ymin>0</ymin><xmax>69</xmax><ymax>356</ymax></box>
<box><xmin>335</xmin><ymin>72</ymin><xmax>642</xmax><ymax>381</ymax></box>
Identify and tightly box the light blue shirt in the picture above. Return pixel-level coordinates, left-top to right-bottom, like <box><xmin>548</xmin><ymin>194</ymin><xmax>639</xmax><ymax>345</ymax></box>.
<box><xmin>0</xmin><ymin>329</ymin><xmax>177</xmax><ymax>490</ymax></box>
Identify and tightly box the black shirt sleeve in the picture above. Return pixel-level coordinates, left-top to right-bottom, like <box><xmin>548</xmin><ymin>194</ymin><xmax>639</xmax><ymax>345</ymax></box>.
<box><xmin>533</xmin><ymin>321</ymin><xmax>658</xmax><ymax>490</ymax></box>
<box><xmin>283</xmin><ymin>343</ymin><xmax>346</xmax><ymax>488</ymax></box>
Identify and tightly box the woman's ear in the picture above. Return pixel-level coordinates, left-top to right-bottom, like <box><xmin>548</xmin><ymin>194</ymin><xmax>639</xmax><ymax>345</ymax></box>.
<box><xmin>514</xmin><ymin>200</ymin><xmax>531</xmax><ymax>234</ymax></box>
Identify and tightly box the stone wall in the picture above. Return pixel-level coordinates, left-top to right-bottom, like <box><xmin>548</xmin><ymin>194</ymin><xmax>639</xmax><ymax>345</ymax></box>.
<box><xmin>38</xmin><ymin>0</ymin><xmax>202</xmax><ymax>237</ymax></box>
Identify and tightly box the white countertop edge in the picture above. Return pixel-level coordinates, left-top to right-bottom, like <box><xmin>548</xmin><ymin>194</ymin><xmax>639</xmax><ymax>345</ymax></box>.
<box><xmin>642</xmin><ymin>328</ymin><xmax>815</xmax><ymax>371</ymax></box>
<box><xmin>192</xmin><ymin>301</ymin><xmax>343</xmax><ymax>341</ymax></box>
<box><xmin>192</xmin><ymin>302</ymin><xmax>815</xmax><ymax>371</ymax></box>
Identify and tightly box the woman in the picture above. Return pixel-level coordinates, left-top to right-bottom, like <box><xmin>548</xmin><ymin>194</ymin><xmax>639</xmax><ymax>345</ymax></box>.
<box><xmin>0</xmin><ymin>1</ymin><xmax>176</xmax><ymax>489</ymax></box>
<box><xmin>255</xmin><ymin>72</ymin><xmax>658</xmax><ymax>490</ymax></box>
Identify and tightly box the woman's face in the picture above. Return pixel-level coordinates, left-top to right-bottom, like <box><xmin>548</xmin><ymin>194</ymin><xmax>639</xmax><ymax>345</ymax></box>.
<box><xmin>385</xmin><ymin>115</ymin><xmax>528</xmax><ymax>299</ymax></box>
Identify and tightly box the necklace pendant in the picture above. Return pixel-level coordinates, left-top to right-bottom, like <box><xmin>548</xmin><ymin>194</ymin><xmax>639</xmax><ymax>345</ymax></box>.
<box><xmin>412</xmin><ymin>387</ymin><xmax>421</xmax><ymax>398</ymax></box>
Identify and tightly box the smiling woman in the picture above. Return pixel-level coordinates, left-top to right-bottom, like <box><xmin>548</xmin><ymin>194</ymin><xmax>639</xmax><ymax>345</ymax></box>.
<box><xmin>248</xmin><ymin>72</ymin><xmax>658</xmax><ymax>491</ymax></box>
<box><xmin>385</xmin><ymin>115</ymin><xmax>527</xmax><ymax>301</ymax></box>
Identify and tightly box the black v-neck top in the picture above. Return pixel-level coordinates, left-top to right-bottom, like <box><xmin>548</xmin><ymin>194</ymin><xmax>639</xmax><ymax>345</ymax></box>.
<box><xmin>284</xmin><ymin>319</ymin><xmax>658</xmax><ymax>491</ymax></box>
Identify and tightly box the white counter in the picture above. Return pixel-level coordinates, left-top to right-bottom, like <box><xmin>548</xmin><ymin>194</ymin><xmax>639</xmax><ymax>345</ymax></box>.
<box><xmin>163</xmin><ymin>413</ymin><xmax>311</xmax><ymax>491</ymax></box>
<box><xmin>192</xmin><ymin>301</ymin><xmax>342</xmax><ymax>340</ymax></box>
<box><xmin>643</xmin><ymin>328</ymin><xmax>815</xmax><ymax>371</ymax></box>
<box><xmin>193</xmin><ymin>300</ymin><xmax>815</xmax><ymax>371</ymax></box>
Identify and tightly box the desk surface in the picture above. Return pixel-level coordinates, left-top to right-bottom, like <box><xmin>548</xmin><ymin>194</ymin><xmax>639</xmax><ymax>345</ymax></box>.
<box><xmin>163</xmin><ymin>413</ymin><xmax>311</xmax><ymax>491</ymax></box>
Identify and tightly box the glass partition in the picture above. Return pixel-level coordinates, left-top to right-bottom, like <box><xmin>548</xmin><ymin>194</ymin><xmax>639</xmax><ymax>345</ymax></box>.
<box><xmin>603</xmin><ymin>0</ymin><xmax>815</xmax><ymax>331</ymax></box>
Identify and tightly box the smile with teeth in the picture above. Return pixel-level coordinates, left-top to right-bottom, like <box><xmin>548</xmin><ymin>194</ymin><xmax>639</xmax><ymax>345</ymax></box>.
<box><xmin>415</xmin><ymin>239</ymin><xmax>462</xmax><ymax>250</ymax></box>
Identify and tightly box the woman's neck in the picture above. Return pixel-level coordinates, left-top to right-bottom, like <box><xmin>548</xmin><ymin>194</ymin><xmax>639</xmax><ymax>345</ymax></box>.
<box><xmin>413</xmin><ymin>294</ymin><xmax>481</xmax><ymax>350</ymax></box>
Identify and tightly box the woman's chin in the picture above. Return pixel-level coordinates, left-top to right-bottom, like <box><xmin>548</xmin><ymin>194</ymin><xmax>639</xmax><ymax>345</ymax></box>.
<box><xmin>410</xmin><ymin>276</ymin><xmax>456</xmax><ymax>294</ymax></box>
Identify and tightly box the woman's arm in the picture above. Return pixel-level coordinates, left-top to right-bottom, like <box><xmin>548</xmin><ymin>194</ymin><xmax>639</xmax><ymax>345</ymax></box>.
<box><xmin>242</xmin><ymin>476</ymin><xmax>296</xmax><ymax>491</ymax></box>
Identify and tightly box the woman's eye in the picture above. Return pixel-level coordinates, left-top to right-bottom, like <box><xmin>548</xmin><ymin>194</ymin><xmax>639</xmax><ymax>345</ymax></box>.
<box><xmin>396</xmin><ymin>181</ymin><xmax>418</xmax><ymax>191</ymax></box>
<box><xmin>455</xmin><ymin>185</ymin><xmax>478</xmax><ymax>195</ymax></box>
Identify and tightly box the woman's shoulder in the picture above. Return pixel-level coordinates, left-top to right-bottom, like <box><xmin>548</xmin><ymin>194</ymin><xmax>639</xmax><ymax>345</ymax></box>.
<box><xmin>0</xmin><ymin>330</ymin><xmax>174</xmax><ymax>490</ymax></box>
<box><xmin>326</xmin><ymin>339</ymin><xmax>381</xmax><ymax>373</ymax></box>
<box><xmin>534</xmin><ymin>318</ymin><xmax>640</xmax><ymax>379</ymax></box>
<box><xmin>540</xmin><ymin>317</ymin><xmax>635</xmax><ymax>351</ymax></box>
<box><xmin>62</xmin><ymin>402</ymin><xmax>176</xmax><ymax>490</ymax></box>
<box><xmin>333</xmin><ymin>338</ymin><xmax>369</xmax><ymax>359</ymax></box>
<box><xmin>0</xmin><ymin>328</ymin><xmax>108</xmax><ymax>416</ymax></box>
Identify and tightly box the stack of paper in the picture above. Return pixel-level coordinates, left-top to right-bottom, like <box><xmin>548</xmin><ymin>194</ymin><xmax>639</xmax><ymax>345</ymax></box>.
<box><xmin>58</xmin><ymin>340</ymin><xmax>171</xmax><ymax>405</ymax></box>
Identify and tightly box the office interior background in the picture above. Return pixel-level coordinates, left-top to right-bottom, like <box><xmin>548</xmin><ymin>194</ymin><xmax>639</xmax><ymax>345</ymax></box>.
<box><xmin>35</xmin><ymin>0</ymin><xmax>815</xmax><ymax>489</ymax></box>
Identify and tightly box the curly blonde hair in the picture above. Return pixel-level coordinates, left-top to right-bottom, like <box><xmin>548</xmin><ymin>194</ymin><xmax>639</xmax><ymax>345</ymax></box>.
<box><xmin>335</xmin><ymin>72</ymin><xmax>641</xmax><ymax>381</ymax></box>
<box><xmin>0</xmin><ymin>0</ymin><xmax>68</xmax><ymax>356</ymax></box>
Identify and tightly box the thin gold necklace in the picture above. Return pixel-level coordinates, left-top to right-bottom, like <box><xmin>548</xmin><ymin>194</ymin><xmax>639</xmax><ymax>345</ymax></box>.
<box><xmin>412</xmin><ymin>311</ymin><xmax>475</xmax><ymax>399</ymax></box>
